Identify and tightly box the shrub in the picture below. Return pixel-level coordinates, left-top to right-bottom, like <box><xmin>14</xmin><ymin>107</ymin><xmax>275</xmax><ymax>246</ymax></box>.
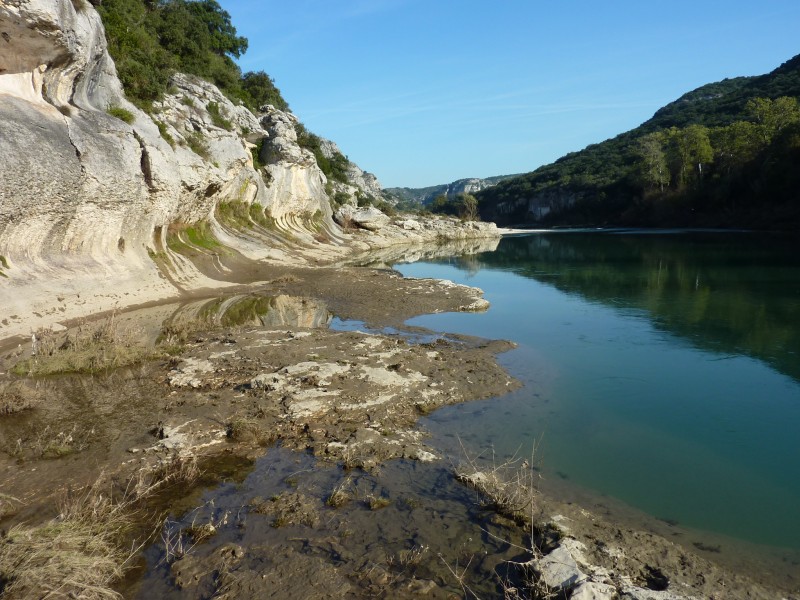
<box><xmin>107</xmin><ymin>106</ymin><xmax>135</xmax><ymax>124</ymax></box>
<box><xmin>185</xmin><ymin>131</ymin><xmax>209</xmax><ymax>159</ymax></box>
<box><xmin>206</xmin><ymin>101</ymin><xmax>233</xmax><ymax>131</ymax></box>
<box><xmin>156</xmin><ymin>120</ymin><xmax>175</xmax><ymax>147</ymax></box>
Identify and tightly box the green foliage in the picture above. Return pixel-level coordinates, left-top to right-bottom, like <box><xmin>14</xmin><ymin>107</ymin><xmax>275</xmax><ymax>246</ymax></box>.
<box><xmin>250</xmin><ymin>138</ymin><xmax>265</xmax><ymax>169</ymax></box>
<box><xmin>185</xmin><ymin>131</ymin><xmax>209</xmax><ymax>159</ymax></box>
<box><xmin>107</xmin><ymin>106</ymin><xmax>135</xmax><ymax>124</ymax></box>
<box><xmin>295</xmin><ymin>123</ymin><xmax>350</xmax><ymax>184</ymax></box>
<box><xmin>458</xmin><ymin>193</ymin><xmax>479</xmax><ymax>221</ymax></box>
<box><xmin>479</xmin><ymin>53</ymin><xmax>800</xmax><ymax>230</ymax></box>
<box><xmin>636</xmin><ymin>132</ymin><xmax>669</xmax><ymax>192</ymax></box>
<box><xmin>97</xmin><ymin>0</ymin><xmax>287</xmax><ymax>111</ymax></box>
<box><xmin>429</xmin><ymin>193</ymin><xmax>480</xmax><ymax>220</ymax></box>
<box><xmin>665</xmin><ymin>124</ymin><xmax>713</xmax><ymax>188</ymax></box>
<box><xmin>156</xmin><ymin>120</ymin><xmax>175</xmax><ymax>147</ymax></box>
<box><xmin>234</xmin><ymin>70</ymin><xmax>289</xmax><ymax>112</ymax></box>
<box><xmin>746</xmin><ymin>96</ymin><xmax>800</xmax><ymax>142</ymax></box>
<box><xmin>206</xmin><ymin>101</ymin><xmax>233</xmax><ymax>130</ymax></box>
<box><xmin>374</xmin><ymin>200</ymin><xmax>397</xmax><ymax>217</ymax></box>
<box><xmin>216</xmin><ymin>201</ymin><xmax>275</xmax><ymax>231</ymax></box>
<box><xmin>332</xmin><ymin>191</ymin><xmax>351</xmax><ymax>206</ymax></box>
<box><xmin>166</xmin><ymin>221</ymin><xmax>222</xmax><ymax>257</ymax></box>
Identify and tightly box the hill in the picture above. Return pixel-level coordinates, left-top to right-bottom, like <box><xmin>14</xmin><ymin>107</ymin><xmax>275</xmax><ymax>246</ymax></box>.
<box><xmin>478</xmin><ymin>55</ymin><xmax>800</xmax><ymax>230</ymax></box>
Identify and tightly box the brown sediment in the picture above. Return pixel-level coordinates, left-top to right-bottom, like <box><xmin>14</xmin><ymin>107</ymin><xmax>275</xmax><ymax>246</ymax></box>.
<box><xmin>0</xmin><ymin>263</ymin><xmax>795</xmax><ymax>599</ymax></box>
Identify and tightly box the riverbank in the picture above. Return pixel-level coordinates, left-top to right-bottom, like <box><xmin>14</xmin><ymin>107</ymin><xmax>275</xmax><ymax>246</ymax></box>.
<box><xmin>0</xmin><ymin>251</ymin><xmax>795</xmax><ymax>599</ymax></box>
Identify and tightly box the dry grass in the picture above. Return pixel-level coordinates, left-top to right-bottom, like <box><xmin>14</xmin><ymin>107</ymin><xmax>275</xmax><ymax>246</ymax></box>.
<box><xmin>0</xmin><ymin>494</ymin><xmax>21</xmax><ymax>520</ymax></box>
<box><xmin>366</xmin><ymin>493</ymin><xmax>391</xmax><ymax>511</ymax></box>
<box><xmin>226</xmin><ymin>417</ymin><xmax>274</xmax><ymax>446</ymax></box>
<box><xmin>3</xmin><ymin>423</ymin><xmax>94</xmax><ymax>461</ymax></box>
<box><xmin>160</xmin><ymin>499</ymin><xmax>225</xmax><ymax>564</ymax></box>
<box><xmin>325</xmin><ymin>476</ymin><xmax>354</xmax><ymax>508</ymax></box>
<box><xmin>12</xmin><ymin>315</ymin><xmax>156</xmax><ymax>377</ymax></box>
<box><xmin>0</xmin><ymin>482</ymin><xmax>138</xmax><ymax>599</ymax></box>
<box><xmin>454</xmin><ymin>446</ymin><xmax>539</xmax><ymax>526</ymax></box>
<box><xmin>0</xmin><ymin>382</ymin><xmax>39</xmax><ymax>415</ymax></box>
<box><xmin>0</xmin><ymin>455</ymin><xmax>200</xmax><ymax>598</ymax></box>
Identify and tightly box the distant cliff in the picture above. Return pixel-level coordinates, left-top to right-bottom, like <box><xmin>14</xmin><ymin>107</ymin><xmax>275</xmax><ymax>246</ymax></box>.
<box><xmin>385</xmin><ymin>175</ymin><xmax>519</xmax><ymax>206</ymax></box>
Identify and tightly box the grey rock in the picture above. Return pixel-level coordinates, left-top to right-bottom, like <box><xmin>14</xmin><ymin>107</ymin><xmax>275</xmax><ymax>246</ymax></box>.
<box><xmin>398</xmin><ymin>219</ymin><xmax>422</xmax><ymax>231</ymax></box>
<box><xmin>620</xmin><ymin>585</ymin><xmax>698</xmax><ymax>600</ymax></box>
<box><xmin>531</xmin><ymin>544</ymin><xmax>587</xmax><ymax>591</ymax></box>
<box><xmin>571</xmin><ymin>581</ymin><xmax>617</xmax><ymax>600</ymax></box>
<box><xmin>334</xmin><ymin>205</ymin><xmax>390</xmax><ymax>231</ymax></box>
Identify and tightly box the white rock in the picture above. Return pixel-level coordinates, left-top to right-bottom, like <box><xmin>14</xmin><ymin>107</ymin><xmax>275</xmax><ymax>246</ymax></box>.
<box><xmin>399</xmin><ymin>219</ymin><xmax>422</xmax><ymax>231</ymax></box>
<box><xmin>532</xmin><ymin>544</ymin><xmax>587</xmax><ymax>591</ymax></box>
<box><xmin>620</xmin><ymin>585</ymin><xmax>699</xmax><ymax>600</ymax></box>
<box><xmin>571</xmin><ymin>581</ymin><xmax>617</xmax><ymax>600</ymax></box>
<box><xmin>334</xmin><ymin>205</ymin><xmax>390</xmax><ymax>231</ymax></box>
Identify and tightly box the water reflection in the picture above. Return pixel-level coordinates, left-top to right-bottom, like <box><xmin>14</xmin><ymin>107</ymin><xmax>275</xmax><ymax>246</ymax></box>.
<box><xmin>397</xmin><ymin>231</ymin><xmax>800</xmax><ymax>551</ymax></box>
<box><xmin>444</xmin><ymin>232</ymin><xmax>800</xmax><ymax>384</ymax></box>
<box><xmin>164</xmin><ymin>293</ymin><xmax>332</xmax><ymax>331</ymax></box>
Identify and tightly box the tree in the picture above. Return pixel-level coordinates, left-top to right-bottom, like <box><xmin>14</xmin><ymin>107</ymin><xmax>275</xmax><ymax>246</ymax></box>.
<box><xmin>239</xmin><ymin>71</ymin><xmax>289</xmax><ymax>111</ymax></box>
<box><xmin>746</xmin><ymin>96</ymin><xmax>800</xmax><ymax>143</ymax></box>
<box><xmin>667</xmin><ymin>125</ymin><xmax>713</xmax><ymax>188</ymax></box>
<box><xmin>458</xmin><ymin>193</ymin><xmax>480</xmax><ymax>221</ymax></box>
<box><xmin>636</xmin><ymin>132</ymin><xmax>670</xmax><ymax>192</ymax></box>
<box><xmin>710</xmin><ymin>121</ymin><xmax>762</xmax><ymax>174</ymax></box>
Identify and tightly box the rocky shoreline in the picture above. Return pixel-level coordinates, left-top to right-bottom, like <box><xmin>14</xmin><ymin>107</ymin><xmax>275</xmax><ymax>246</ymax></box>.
<box><xmin>1</xmin><ymin>256</ymin><xmax>796</xmax><ymax>599</ymax></box>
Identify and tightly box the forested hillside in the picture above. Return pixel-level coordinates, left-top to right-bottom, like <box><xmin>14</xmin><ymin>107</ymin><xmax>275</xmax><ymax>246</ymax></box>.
<box><xmin>478</xmin><ymin>55</ymin><xmax>800</xmax><ymax>230</ymax></box>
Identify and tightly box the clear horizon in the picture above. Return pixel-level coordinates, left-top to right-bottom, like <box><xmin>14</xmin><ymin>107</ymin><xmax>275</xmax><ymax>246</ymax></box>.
<box><xmin>226</xmin><ymin>0</ymin><xmax>800</xmax><ymax>189</ymax></box>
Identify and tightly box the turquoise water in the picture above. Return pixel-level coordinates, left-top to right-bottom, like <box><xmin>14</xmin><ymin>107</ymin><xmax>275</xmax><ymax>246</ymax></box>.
<box><xmin>396</xmin><ymin>232</ymin><xmax>800</xmax><ymax>551</ymax></box>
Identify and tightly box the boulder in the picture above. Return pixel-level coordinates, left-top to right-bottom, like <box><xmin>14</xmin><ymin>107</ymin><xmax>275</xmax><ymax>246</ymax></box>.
<box><xmin>334</xmin><ymin>205</ymin><xmax>390</xmax><ymax>231</ymax></box>
<box><xmin>571</xmin><ymin>581</ymin><xmax>617</xmax><ymax>600</ymax></box>
<box><xmin>530</xmin><ymin>543</ymin><xmax>587</xmax><ymax>591</ymax></box>
<box><xmin>398</xmin><ymin>219</ymin><xmax>422</xmax><ymax>231</ymax></box>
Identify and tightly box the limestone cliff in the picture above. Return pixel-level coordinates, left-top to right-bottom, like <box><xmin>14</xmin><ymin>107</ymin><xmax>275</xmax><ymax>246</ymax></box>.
<box><xmin>0</xmin><ymin>0</ymin><xmax>339</xmax><ymax>336</ymax></box>
<box><xmin>0</xmin><ymin>0</ymin><xmax>499</xmax><ymax>339</ymax></box>
<box><xmin>386</xmin><ymin>174</ymin><xmax>520</xmax><ymax>206</ymax></box>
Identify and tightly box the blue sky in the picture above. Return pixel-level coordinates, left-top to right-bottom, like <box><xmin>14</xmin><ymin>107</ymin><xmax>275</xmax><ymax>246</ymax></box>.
<box><xmin>225</xmin><ymin>0</ymin><xmax>800</xmax><ymax>188</ymax></box>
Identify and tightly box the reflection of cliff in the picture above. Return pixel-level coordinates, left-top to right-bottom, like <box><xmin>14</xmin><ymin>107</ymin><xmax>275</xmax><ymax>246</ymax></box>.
<box><xmin>446</xmin><ymin>232</ymin><xmax>800</xmax><ymax>383</ymax></box>
<box><xmin>347</xmin><ymin>236</ymin><xmax>500</xmax><ymax>268</ymax></box>
<box><xmin>166</xmin><ymin>294</ymin><xmax>332</xmax><ymax>330</ymax></box>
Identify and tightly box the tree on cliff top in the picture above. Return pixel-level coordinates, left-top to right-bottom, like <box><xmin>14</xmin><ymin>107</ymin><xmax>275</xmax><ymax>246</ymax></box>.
<box><xmin>98</xmin><ymin>0</ymin><xmax>287</xmax><ymax>112</ymax></box>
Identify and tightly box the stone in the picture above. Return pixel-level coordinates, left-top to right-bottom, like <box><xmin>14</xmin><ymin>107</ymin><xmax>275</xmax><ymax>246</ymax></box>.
<box><xmin>531</xmin><ymin>543</ymin><xmax>587</xmax><ymax>591</ymax></box>
<box><xmin>619</xmin><ymin>585</ymin><xmax>698</xmax><ymax>600</ymax></box>
<box><xmin>334</xmin><ymin>205</ymin><xmax>390</xmax><ymax>231</ymax></box>
<box><xmin>399</xmin><ymin>219</ymin><xmax>422</xmax><ymax>230</ymax></box>
<box><xmin>0</xmin><ymin>0</ymin><xmax>502</xmax><ymax>343</ymax></box>
<box><xmin>571</xmin><ymin>581</ymin><xmax>617</xmax><ymax>600</ymax></box>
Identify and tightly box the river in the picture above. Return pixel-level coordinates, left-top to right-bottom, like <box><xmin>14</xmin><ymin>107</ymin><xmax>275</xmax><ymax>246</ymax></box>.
<box><xmin>397</xmin><ymin>230</ymin><xmax>800</xmax><ymax>555</ymax></box>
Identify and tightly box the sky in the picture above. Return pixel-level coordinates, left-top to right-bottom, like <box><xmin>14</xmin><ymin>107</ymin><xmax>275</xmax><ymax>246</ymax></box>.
<box><xmin>224</xmin><ymin>0</ymin><xmax>800</xmax><ymax>189</ymax></box>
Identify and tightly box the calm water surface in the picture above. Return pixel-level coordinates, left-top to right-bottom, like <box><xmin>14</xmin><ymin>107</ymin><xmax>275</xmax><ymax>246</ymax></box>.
<box><xmin>396</xmin><ymin>231</ymin><xmax>800</xmax><ymax>552</ymax></box>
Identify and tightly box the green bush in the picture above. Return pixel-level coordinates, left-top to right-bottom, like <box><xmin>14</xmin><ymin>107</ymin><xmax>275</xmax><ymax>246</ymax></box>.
<box><xmin>107</xmin><ymin>106</ymin><xmax>135</xmax><ymax>124</ymax></box>
<box><xmin>185</xmin><ymin>131</ymin><xmax>209</xmax><ymax>159</ymax></box>
<box><xmin>156</xmin><ymin>121</ymin><xmax>175</xmax><ymax>147</ymax></box>
<box><xmin>206</xmin><ymin>101</ymin><xmax>233</xmax><ymax>131</ymax></box>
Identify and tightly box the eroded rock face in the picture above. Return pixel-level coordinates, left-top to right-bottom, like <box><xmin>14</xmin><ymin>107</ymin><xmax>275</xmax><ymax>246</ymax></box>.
<box><xmin>0</xmin><ymin>0</ymin><xmax>502</xmax><ymax>340</ymax></box>
<box><xmin>0</xmin><ymin>0</ymin><xmax>336</xmax><ymax>336</ymax></box>
<box><xmin>319</xmin><ymin>138</ymin><xmax>384</xmax><ymax>202</ymax></box>
<box><xmin>257</xmin><ymin>106</ymin><xmax>332</xmax><ymax>224</ymax></box>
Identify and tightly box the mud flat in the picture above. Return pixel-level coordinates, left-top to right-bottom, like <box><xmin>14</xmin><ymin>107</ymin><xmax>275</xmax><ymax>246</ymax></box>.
<box><xmin>0</xmin><ymin>262</ymin><xmax>796</xmax><ymax>599</ymax></box>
